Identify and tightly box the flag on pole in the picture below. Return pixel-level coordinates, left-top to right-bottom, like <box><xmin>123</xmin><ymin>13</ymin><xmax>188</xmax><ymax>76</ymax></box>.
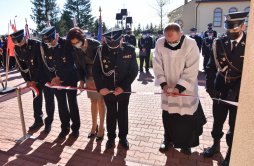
<box><xmin>25</xmin><ymin>23</ymin><xmax>30</xmax><ymax>38</ymax></box>
<box><xmin>97</xmin><ymin>16</ymin><xmax>103</xmax><ymax>42</ymax></box>
<box><xmin>73</xmin><ymin>16</ymin><xmax>77</xmax><ymax>28</ymax></box>
<box><xmin>7</xmin><ymin>35</ymin><xmax>15</xmax><ymax>57</ymax></box>
<box><xmin>0</xmin><ymin>39</ymin><xmax>3</xmax><ymax>55</ymax></box>
<box><xmin>47</xmin><ymin>14</ymin><xmax>51</xmax><ymax>27</ymax></box>
<box><xmin>11</xmin><ymin>24</ymin><xmax>17</xmax><ymax>32</ymax></box>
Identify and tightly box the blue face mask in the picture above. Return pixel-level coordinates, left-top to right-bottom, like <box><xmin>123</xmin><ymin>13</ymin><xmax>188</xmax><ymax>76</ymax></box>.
<box><xmin>167</xmin><ymin>40</ymin><xmax>180</xmax><ymax>47</ymax></box>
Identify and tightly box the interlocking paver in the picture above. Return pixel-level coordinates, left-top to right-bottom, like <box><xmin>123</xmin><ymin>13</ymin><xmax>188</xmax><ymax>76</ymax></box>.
<box><xmin>0</xmin><ymin>67</ymin><xmax>230</xmax><ymax>166</ymax></box>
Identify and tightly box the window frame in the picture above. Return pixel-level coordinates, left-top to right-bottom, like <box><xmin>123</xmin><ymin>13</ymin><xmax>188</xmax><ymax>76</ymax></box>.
<box><xmin>174</xmin><ymin>19</ymin><xmax>184</xmax><ymax>28</ymax></box>
<box><xmin>244</xmin><ymin>7</ymin><xmax>250</xmax><ymax>27</ymax></box>
<box><xmin>229</xmin><ymin>7</ymin><xmax>238</xmax><ymax>13</ymax></box>
<box><xmin>213</xmin><ymin>8</ymin><xmax>223</xmax><ymax>27</ymax></box>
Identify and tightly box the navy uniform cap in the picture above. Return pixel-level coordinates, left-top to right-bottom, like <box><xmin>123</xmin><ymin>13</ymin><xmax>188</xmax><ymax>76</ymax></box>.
<box><xmin>33</xmin><ymin>33</ymin><xmax>37</xmax><ymax>36</ymax></box>
<box><xmin>102</xmin><ymin>27</ymin><xmax>123</xmax><ymax>43</ymax></box>
<box><xmin>157</xmin><ymin>30</ymin><xmax>163</xmax><ymax>35</ymax></box>
<box><xmin>142</xmin><ymin>31</ymin><xmax>147</xmax><ymax>34</ymax></box>
<box><xmin>147</xmin><ymin>30</ymin><xmax>151</xmax><ymax>33</ymax></box>
<box><xmin>91</xmin><ymin>31</ymin><xmax>95</xmax><ymax>33</ymax></box>
<box><xmin>224</xmin><ymin>11</ymin><xmax>249</xmax><ymax>29</ymax></box>
<box><xmin>126</xmin><ymin>28</ymin><xmax>131</xmax><ymax>31</ymax></box>
<box><xmin>87</xmin><ymin>32</ymin><xmax>91</xmax><ymax>35</ymax></box>
<box><xmin>207</xmin><ymin>23</ymin><xmax>213</xmax><ymax>27</ymax></box>
<box><xmin>39</xmin><ymin>26</ymin><xmax>56</xmax><ymax>44</ymax></box>
<box><xmin>190</xmin><ymin>28</ymin><xmax>197</xmax><ymax>31</ymax></box>
<box><xmin>56</xmin><ymin>31</ymin><xmax>59</xmax><ymax>34</ymax></box>
<box><xmin>10</xmin><ymin>29</ymin><xmax>24</xmax><ymax>44</ymax></box>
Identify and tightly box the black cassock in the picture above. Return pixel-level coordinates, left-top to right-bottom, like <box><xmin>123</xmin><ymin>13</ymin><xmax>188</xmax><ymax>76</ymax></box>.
<box><xmin>206</xmin><ymin>33</ymin><xmax>246</xmax><ymax>149</ymax></box>
<box><xmin>93</xmin><ymin>43</ymin><xmax>138</xmax><ymax>140</ymax></box>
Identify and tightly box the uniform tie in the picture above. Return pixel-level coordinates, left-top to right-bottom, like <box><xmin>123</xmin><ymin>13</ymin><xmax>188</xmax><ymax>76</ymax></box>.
<box><xmin>232</xmin><ymin>41</ymin><xmax>237</xmax><ymax>54</ymax></box>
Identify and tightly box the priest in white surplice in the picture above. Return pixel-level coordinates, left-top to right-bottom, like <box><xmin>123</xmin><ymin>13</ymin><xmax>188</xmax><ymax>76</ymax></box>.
<box><xmin>153</xmin><ymin>23</ymin><xmax>206</xmax><ymax>155</ymax></box>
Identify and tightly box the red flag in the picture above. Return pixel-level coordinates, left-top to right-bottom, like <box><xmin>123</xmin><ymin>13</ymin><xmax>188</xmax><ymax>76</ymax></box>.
<box><xmin>12</xmin><ymin>24</ymin><xmax>17</xmax><ymax>32</ymax></box>
<box><xmin>7</xmin><ymin>35</ymin><xmax>15</xmax><ymax>57</ymax></box>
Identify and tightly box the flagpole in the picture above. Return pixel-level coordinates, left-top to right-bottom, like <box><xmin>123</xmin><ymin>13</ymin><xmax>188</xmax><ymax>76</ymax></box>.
<box><xmin>99</xmin><ymin>6</ymin><xmax>104</xmax><ymax>43</ymax></box>
<box><xmin>5</xmin><ymin>23</ymin><xmax>10</xmax><ymax>89</ymax></box>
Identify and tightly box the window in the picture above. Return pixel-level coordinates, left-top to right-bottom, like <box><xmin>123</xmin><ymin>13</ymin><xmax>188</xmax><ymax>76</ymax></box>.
<box><xmin>214</xmin><ymin>8</ymin><xmax>222</xmax><ymax>27</ymax></box>
<box><xmin>245</xmin><ymin>7</ymin><xmax>250</xmax><ymax>26</ymax></box>
<box><xmin>175</xmin><ymin>20</ymin><xmax>183</xmax><ymax>28</ymax></box>
<box><xmin>229</xmin><ymin>7</ymin><xmax>237</xmax><ymax>13</ymax></box>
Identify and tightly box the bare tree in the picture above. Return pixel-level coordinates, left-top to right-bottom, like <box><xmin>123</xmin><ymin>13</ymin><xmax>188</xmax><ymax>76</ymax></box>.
<box><xmin>148</xmin><ymin>0</ymin><xmax>171</xmax><ymax>29</ymax></box>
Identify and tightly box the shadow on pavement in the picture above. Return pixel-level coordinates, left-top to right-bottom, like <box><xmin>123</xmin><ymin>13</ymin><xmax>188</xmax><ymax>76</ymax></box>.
<box><xmin>137</xmin><ymin>71</ymin><xmax>155</xmax><ymax>85</ymax></box>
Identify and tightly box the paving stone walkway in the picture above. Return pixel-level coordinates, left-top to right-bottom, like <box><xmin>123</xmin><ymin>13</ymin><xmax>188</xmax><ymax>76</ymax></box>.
<box><xmin>0</xmin><ymin>64</ymin><xmax>229</xmax><ymax>166</ymax></box>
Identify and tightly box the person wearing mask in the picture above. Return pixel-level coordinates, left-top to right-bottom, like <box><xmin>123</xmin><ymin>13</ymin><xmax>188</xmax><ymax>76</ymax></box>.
<box><xmin>147</xmin><ymin>30</ymin><xmax>155</xmax><ymax>49</ymax></box>
<box><xmin>10</xmin><ymin>29</ymin><xmax>55</xmax><ymax>132</ymax></box>
<box><xmin>91</xmin><ymin>31</ymin><xmax>97</xmax><ymax>40</ymax></box>
<box><xmin>204</xmin><ymin>23</ymin><xmax>217</xmax><ymax>38</ymax></box>
<box><xmin>153</xmin><ymin>23</ymin><xmax>206</xmax><ymax>155</ymax></box>
<box><xmin>86</xmin><ymin>32</ymin><xmax>92</xmax><ymax>39</ymax></box>
<box><xmin>202</xmin><ymin>30</ymin><xmax>215</xmax><ymax>73</ymax></box>
<box><xmin>93</xmin><ymin>27</ymin><xmax>138</xmax><ymax>149</ymax></box>
<box><xmin>39</xmin><ymin>26</ymin><xmax>80</xmax><ymax>138</ymax></box>
<box><xmin>123</xmin><ymin>28</ymin><xmax>136</xmax><ymax>47</ymax></box>
<box><xmin>66</xmin><ymin>27</ymin><xmax>106</xmax><ymax>140</ymax></box>
<box><xmin>155</xmin><ymin>30</ymin><xmax>164</xmax><ymax>43</ymax></box>
<box><xmin>138</xmin><ymin>31</ymin><xmax>152</xmax><ymax>72</ymax></box>
<box><xmin>204</xmin><ymin>11</ymin><xmax>249</xmax><ymax>166</ymax></box>
<box><xmin>189</xmin><ymin>28</ymin><xmax>202</xmax><ymax>52</ymax></box>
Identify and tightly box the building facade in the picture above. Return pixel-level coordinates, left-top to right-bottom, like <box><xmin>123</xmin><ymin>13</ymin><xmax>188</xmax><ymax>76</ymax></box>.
<box><xmin>168</xmin><ymin>0</ymin><xmax>251</xmax><ymax>35</ymax></box>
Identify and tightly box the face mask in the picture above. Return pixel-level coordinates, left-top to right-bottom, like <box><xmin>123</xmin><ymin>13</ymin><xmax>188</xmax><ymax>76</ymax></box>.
<box><xmin>227</xmin><ymin>31</ymin><xmax>241</xmax><ymax>40</ymax></box>
<box><xmin>142</xmin><ymin>35</ymin><xmax>146</xmax><ymax>38</ymax></box>
<box><xmin>86</xmin><ymin>35</ymin><xmax>91</xmax><ymax>38</ymax></box>
<box><xmin>127</xmin><ymin>32</ymin><xmax>131</xmax><ymax>35</ymax></box>
<box><xmin>167</xmin><ymin>40</ymin><xmax>180</xmax><ymax>47</ymax></box>
<box><xmin>147</xmin><ymin>34</ymin><xmax>150</xmax><ymax>37</ymax></box>
<box><xmin>208</xmin><ymin>28</ymin><xmax>212</xmax><ymax>30</ymax></box>
<box><xmin>161</xmin><ymin>35</ymin><xmax>164</xmax><ymax>38</ymax></box>
<box><xmin>191</xmin><ymin>33</ymin><xmax>196</xmax><ymax>36</ymax></box>
<box><xmin>208</xmin><ymin>36</ymin><xmax>213</xmax><ymax>39</ymax></box>
<box><xmin>73</xmin><ymin>41</ymin><xmax>83</xmax><ymax>49</ymax></box>
<box><xmin>47</xmin><ymin>41</ymin><xmax>58</xmax><ymax>48</ymax></box>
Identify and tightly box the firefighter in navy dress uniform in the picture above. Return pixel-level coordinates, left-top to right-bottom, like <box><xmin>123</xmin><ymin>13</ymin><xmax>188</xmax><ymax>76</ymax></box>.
<box><xmin>138</xmin><ymin>31</ymin><xmax>151</xmax><ymax>72</ymax></box>
<box><xmin>204</xmin><ymin>23</ymin><xmax>217</xmax><ymax>38</ymax></box>
<box><xmin>10</xmin><ymin>29</ymin><xmax>55</xmax><ymax>132</ymax></box>
<box><xmin>155</xmin><ymin>30</ymin><xmax>164</xmax><ymax>43</ymax></box>
<box><xmin>91</xmin><ymin>31</ymin><xmax>97</xmax><ymax>40</ymax></box>
<box><xmin>39</xmin><ymin>26</ymin><xmax>80</xmax><ymax>138</ymax></box>
<box><xmin>123</xmin><ymin>28</ymin><xmax>136</xmax><ymax>47</ymax></box>
<box><xmin>93</xmin><ymin>27</ymin><xmax>138</xmax><ymax>149</ymax></box>
<box><xmin>202</xmin><ymin>30</ymin><xmax>215</xmax><ymax>73</ymax></box>
<box><xmin>189</xmin><ymin>28</ymin><xmax>202</xmax><ymax>52</ymax></box>
<box><xmin>204</xmin><ymin>11</ymin><xmax>249</xmax><ymax>166</ymax></box>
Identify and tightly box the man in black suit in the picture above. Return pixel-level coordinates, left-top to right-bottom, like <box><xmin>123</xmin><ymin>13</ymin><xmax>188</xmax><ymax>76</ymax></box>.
<box><xmin>189</xmin><ymin>28</ymin><xmax>202</xmax><ymax>52</ymax></box>
<box><xmin>123</xmin><ymin>28</ymin><xmax>136</xmax><ymax>47</ymax></box>
<box><xmin>39</xmin><ymin>26</ymin><xmax>80</xmax><ymax>138</ymax></box>
<box><xmin>93</xmin><ymin>27</ymin><xmax>138</xmax><ymax>149</ymax></box>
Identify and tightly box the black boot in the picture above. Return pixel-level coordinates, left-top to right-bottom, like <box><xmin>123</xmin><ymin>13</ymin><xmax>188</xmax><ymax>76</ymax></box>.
<box><xmin>222</xmin><ymin>148</ymin><xmax>231</xmax><ymax>166</ymax></box>
<box><xmin>181</xmin><ymin>148</ymin><xmax>191</xmax><ymax>155</ymax></box>
<box><xmin>204</xmin><ymin>139</ymin><xmax>220</xmax><ymax>158</ymax></box>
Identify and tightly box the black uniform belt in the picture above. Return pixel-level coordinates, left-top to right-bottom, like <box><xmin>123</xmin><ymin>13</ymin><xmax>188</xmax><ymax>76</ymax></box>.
<box><xmin>218</xmin><ymin>72</ymin><xmax>241</xmax><ymax>82</ymax></box>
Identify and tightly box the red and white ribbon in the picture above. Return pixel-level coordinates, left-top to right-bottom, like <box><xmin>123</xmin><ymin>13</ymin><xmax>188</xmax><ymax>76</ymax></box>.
<box><xmin>44</xmin><ymin>82</ymin><xmax>238</xmax><ymax>107</ymax></box>
<box><xmin>18</xmin><ymin>86</ymin><xmax>39</xmax><ymax>99</ymax></box>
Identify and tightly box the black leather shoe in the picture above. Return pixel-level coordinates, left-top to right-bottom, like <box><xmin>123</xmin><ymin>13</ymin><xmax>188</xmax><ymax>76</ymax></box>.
<box><xmin>106</xmin><ymin>139</ymin><xmax>114</xmax><ymax>149</ymax></box>
<box><xmin>58</xmin><ymin>130</ymin><xmax>70</xmax><ymax>138</ymax></box>
<box><xmin>181</xmin><ymin>148</ymin><xmax>191</xmax><ymax>155</ymax></box>
<box><xmin>44</xmin><ymin>125</ymin><xmax>51</xmax><ymax>133</ymax></box>
<box><xmin>88</xmin><ymin>125</ymin><xmax>98</xmax><ymax>138</ymax></box>
<box><xmin>120</xmin><ymin>139</ymin><xmax>129</xmax><ymax>149</ymax></box>
<box><xmin>204</xmin><ymin>139</ymin><xmax>220</xmax><ymax>158</ymax></box>
<box><xmin>159</xmin><ymin>141</ymin><xmax>171</xmax><ymax>152</ymax></box>
<box><xmin>29</xmin><ymin>122</ymin><xmax>44</xmax><ymax>130</ymax></box>
<box><xmin>222</xmin><ymin>159</ymin><xmax>229</xmax><ymax>166</ymax></box>
<box><xmin>71</xmin><ymin>131</ymin><xmax>79</xmax><ymax>138</ymax></box>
